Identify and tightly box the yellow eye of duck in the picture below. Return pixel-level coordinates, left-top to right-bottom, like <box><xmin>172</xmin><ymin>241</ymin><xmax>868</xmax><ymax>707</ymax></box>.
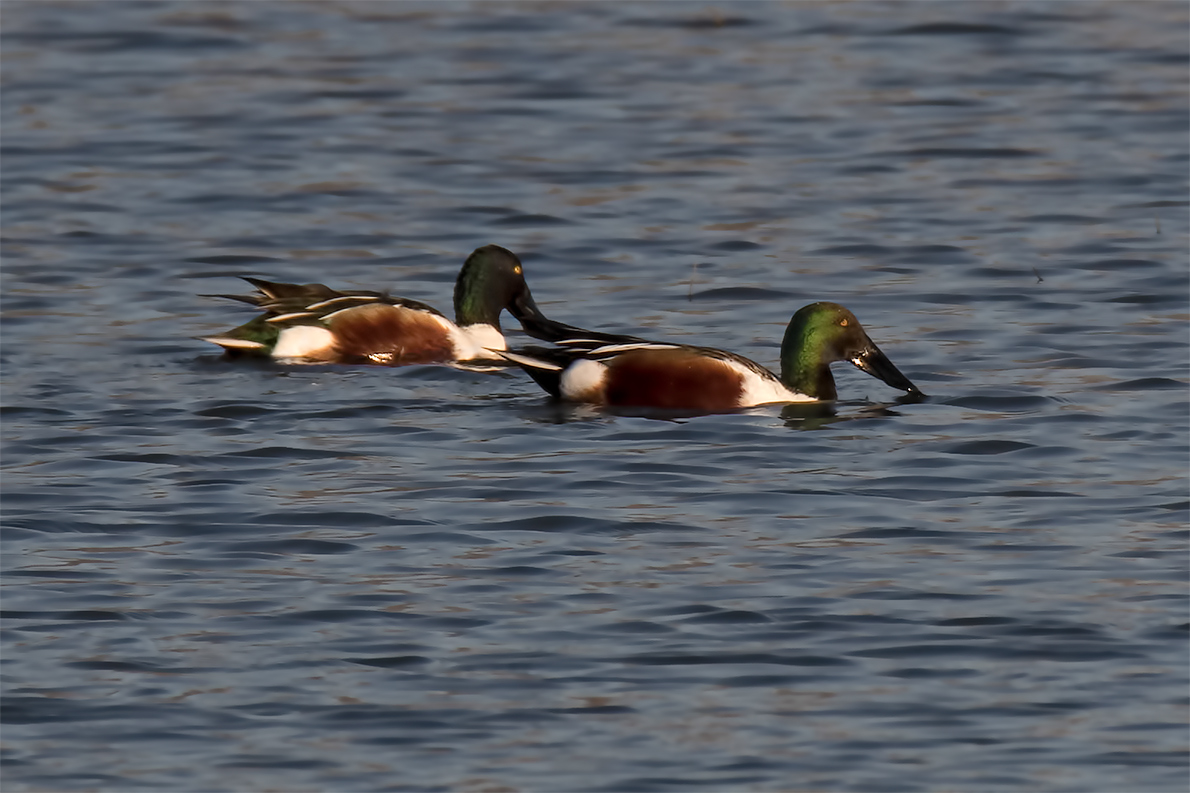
<box><xmin>513</xmin><ymin>265</ymin><xmax>522</xmax><ymax>274</ymax></box>
<box><xmin>840</xmin><ymin>318</ymin><xmax>849</xmax><ymax>327</ymax></box>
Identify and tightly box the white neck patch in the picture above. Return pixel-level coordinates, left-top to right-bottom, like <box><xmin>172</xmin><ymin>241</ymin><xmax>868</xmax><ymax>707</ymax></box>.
<box><xmin>728</xmin><ymin>360</ymin><xmax>814</xmax><ymax>406</ymax></box>
<box><xmin>457</xmin><ymin>323</ymin><xmax>506</xmax><ymax>359</ymax></box>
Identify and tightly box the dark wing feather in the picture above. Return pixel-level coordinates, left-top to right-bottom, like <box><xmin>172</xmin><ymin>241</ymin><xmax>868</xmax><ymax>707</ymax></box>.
<box><xmin>205</xmin><ymin>277</ymin><xmax>444</xmax><ymax>319</ymax></box>
<box><xmin>678</xmin><ymin>343</ymin><xmax>779</xmax><ymax>381</ymax></box>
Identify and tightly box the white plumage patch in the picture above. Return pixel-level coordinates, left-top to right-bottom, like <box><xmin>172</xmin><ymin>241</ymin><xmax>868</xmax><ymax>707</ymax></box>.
<box><xmin>272</xmin><ymin>325</ymin><xmax>335</xmax><ymax>358</ymax></box>
<box><xmin>459</xmin><ymin>323</ymin><xmax>506</xmax><ymax>358</ymax></box>
<box><xmin>559</xmin><ymin>358</ymin><xmax>608</xmax><ymax>401</ymax></box>
<box><xmin>726</xmin><ymin>360</ymin><xmax>815</xmax><ymax>406</ymax></box>
<box><xmin>426</xmin><ymin>316</ymin><xmax>477</xmax><ymax>360</ymax></box>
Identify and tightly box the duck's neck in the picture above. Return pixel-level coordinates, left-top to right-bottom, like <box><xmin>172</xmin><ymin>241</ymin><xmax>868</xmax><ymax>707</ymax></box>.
<box><xmin>454</xmin><ymin>274</ymin><xmax>503</xmax><ymax>330</ymax></box>
<box><xmin>781</xmin><ymin>360</ymin><xmax>837</xmax><ymax>401</ymax></box>
<box><xmin>779</xmin><ymin>322</ymin><xmax>837</xmax><ymax>401</ymax></box>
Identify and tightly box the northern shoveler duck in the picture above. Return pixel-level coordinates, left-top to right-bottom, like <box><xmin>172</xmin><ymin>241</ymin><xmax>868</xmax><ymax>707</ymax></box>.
<box><xmin>200</xmin><ymin>244</ymin><xmax>545</xmax><ymax>365</ymax></box>
<box><xmin>497</xmin><ymin>301</ymin><xmax>923</xmax><ymax>411</ymax></box>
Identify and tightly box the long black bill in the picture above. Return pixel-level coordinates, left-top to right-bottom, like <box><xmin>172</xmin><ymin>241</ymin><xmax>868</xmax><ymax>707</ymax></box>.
<box><xmin>508</xmin><ymin>289</ymin><xmax>570</xmax><ymax>341</ymax></box>
<box><xmin>508</xmin><ymin>289</ymin><xmax>644</xmax><ymax>346</ymax></box>
<box><xmin>849</xmin><ymin>342</ymin><xmax>923</xmax><ymax>396</ymax></box>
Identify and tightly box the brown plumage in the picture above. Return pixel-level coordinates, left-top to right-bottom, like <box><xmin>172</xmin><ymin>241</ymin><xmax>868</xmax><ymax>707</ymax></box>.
<box><xmin>602</xmin><ymin>349</ymin><xmax>746</xmax><ymax>411</ymax></box>
<box><xmin>327</xmin><ymin>304</ymin><xmax>456</xmax><ymax>364</ymax></box>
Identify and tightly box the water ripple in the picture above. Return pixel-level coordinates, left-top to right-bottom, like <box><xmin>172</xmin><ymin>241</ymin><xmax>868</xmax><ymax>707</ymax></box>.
<box><xmin>2</xmin><ymin>3</ymin><xmax>1186</xmax><ymax>792</ymax></box>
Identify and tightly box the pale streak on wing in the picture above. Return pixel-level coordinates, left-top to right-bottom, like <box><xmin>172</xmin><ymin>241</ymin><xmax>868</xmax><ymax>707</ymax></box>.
<box><xmin>498</xmin><ymin>350</ymin><xmax>564</xmax><ymax>371</ymax></box>
<box><xmin>266</xmin><ymin>312</ymin><xmax>317</xmax><ymax>323</ymax></box>
<box><xmin>305</xmin><ymin>294</ymin><xmax>380</xmax><ymax>310</ymax></box>
<box><xmin>588</xmin><ymin>342</ymin><xmax>676</xmax><ymax>356</ymax></box>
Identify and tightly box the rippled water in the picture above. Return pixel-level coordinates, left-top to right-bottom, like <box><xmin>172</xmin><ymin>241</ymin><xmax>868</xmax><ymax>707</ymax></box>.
<box><xmin>2</xmin><ymin>2</ymin><xmax>1187</xmax><ymax>791</ymax></box>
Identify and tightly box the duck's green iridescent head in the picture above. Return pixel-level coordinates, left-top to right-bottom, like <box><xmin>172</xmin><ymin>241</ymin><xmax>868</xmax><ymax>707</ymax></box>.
<box><xmin>780</xmin><ymin>301</ymin><xmax>921</xmax><ymax>400</ymax></box>
<box><xmin>453</xmin><ymin>244</ymin><xmax>541</xmax><ymax>329</ymax></box>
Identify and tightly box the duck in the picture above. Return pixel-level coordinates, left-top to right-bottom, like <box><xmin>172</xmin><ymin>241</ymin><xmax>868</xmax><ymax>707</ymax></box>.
<box><xmin>497</xmin><ymin>301</ymin><xmax>923</xmax><ymax>411</ymax></box>
<box><xmin>200</xmin><ymin>244</ymin><xmax>545</xmax><ymax>365</ymax></box>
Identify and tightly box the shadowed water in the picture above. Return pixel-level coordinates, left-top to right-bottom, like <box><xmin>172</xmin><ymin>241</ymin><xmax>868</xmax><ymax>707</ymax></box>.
<box><xmin>2</xmin><ymin>2</ymin><xmax>1187</xmax><ymax>792</ymax></box>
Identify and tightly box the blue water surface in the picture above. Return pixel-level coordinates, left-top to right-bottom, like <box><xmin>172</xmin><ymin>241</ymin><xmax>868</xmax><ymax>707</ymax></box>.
<box><xmin>2</xmin><ymin>2</ymin><xmax>1187</xmax><ymax>792</ymax></box>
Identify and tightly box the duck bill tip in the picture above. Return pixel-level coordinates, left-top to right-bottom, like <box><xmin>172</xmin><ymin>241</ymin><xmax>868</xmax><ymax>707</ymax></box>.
<box><xmin>851</xmin><ymin>345</ymin><xmax>921</xmax><ymax>395</ymax></box>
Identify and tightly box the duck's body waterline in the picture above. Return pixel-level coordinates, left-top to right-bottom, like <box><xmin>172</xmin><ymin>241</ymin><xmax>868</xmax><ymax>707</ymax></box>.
<box><xmin>200</xmin><ymin>247</ymin><xmax>923</xmax><ymax>411</ymax></box>
<box><xmin>201</xmin><ymin>245</ymin><xmax>540</xmax><ymax>365</ymax></box>
<box><xmin>499</xmin><ymin>302</ymin><xmax>922</xmax><ymax>411</ymax></box>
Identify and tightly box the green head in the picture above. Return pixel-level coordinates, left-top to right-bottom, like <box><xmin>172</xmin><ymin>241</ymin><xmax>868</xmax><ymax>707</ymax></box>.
<box><xmin>453</xmin><ymin>244</ymin><xmax>541</xmax><ymax>329</ymax></box>
<box><xmin>780</xmin><ymin>302</ymin><xmax>921</xmax><ymax>400</ymax></box>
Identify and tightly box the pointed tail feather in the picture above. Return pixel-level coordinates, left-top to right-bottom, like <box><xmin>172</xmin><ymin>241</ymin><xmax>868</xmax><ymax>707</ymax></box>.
<box><xmin>200</xmin><ymin>292</ymin><xmax>269</xmax><ymax>307</ymax></box>
<box><xmin>239</xmin><ymin>277</ymin><xmax>336</xmax><ymax>302</ymax></box>
<box><xmin>496</xmin><ymin>347</ymin><xmax>578</xmax><ymax>399</ymax></box>
<box><xmin>197</xmin><ymin>336</ymin><xmax>270</xmax><ymax>357</ymax></box>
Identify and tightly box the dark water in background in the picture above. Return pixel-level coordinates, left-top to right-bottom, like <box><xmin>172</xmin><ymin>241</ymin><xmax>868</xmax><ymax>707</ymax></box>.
<box><xmin>2</xmin><ymin>2</ymin><xmax>1187</xmax><ymax>791</ymax></box>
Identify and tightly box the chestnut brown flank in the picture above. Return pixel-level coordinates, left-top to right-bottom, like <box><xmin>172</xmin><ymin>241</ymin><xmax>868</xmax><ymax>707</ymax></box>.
<box><xmin>328</xmin><ymin>304</ymin><xmax>456</xmax><ymax>364</ymax></box>
<box><xmin>603</xmin><ymin>349</ymin><xmax>744</xmax><ymax>410</ymax></box>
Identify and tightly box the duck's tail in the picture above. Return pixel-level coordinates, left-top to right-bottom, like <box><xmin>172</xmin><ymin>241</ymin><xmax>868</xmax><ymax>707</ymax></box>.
<box><xmin>203</xmin><ymin>277</ymin><xmax>375</xmax><ymax>315</ymax></box>
<box><xmin>198</xmin><ymin>278</ymin><xmax>344</xmax><ymax>356</ymax></box>
<box><xmin>495</xmin><ymin>346</ymin><xmax>587</xmax><ymax>399</ymax></box>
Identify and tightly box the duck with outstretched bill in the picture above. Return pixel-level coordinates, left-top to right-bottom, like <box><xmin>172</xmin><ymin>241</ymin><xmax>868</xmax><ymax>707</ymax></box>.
<box><xmin>200</xmin><ymin>245</ymin><xmax>545</xmax><ymax>365</ymax></box>
<box><xmin>497</xmin><ymin>301</ymin><xmax>923</xmax><ymax>412</ymax></box>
